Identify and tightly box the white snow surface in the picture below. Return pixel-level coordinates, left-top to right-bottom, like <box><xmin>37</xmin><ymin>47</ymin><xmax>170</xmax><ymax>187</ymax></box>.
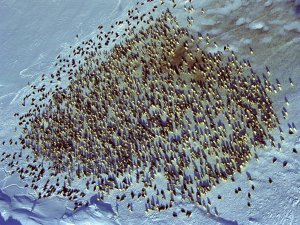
<box><xmin>0</xmin><ymin>0</ymin><xmax>299</xmax><ymax>224</ymax></box>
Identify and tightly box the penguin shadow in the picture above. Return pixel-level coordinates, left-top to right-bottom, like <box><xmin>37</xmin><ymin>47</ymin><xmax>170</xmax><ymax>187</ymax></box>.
<box><xmin>246</xmin><ymin>171</ymin><xmax>252</xmax><ymax>181</ymax></box>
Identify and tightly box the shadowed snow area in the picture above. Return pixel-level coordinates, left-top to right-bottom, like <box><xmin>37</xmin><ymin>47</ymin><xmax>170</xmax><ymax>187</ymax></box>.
<box><xmin>0</xmin><ymin>0</ymin><xmax>300</xmax><ymax>224</ymax></box>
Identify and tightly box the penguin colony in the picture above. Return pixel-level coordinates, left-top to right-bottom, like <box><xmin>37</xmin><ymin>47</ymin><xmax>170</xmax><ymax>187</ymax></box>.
<box><xmin>1</xmin><ymin>0</ymin><xmax>294</xmax><ymax>215</ymax></box>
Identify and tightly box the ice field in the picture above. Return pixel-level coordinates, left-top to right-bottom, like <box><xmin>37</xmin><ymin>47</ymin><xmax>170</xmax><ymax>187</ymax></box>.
<box><xmin>0</xmin><ymin>0</ymin><xmax>300</xmax><ymax>224</ymax></box>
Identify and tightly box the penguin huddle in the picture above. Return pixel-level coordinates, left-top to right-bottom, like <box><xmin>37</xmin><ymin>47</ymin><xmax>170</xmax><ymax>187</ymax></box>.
<box><xmin>0</xmin><ymin>0</ymin><xmax>291</xmax><ymax>215</ymax></box>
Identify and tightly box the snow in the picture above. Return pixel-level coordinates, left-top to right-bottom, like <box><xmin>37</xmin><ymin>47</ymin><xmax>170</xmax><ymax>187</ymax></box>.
<box><xmin>0</xmin><ymin>0</ymin><xmax>299</xmax><ymax>224</ymax></box>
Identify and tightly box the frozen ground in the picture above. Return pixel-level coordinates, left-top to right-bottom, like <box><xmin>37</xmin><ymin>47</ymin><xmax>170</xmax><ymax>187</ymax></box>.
<box><xmin>0</xmin><ymin>0</ymin><xmax>299</xmax><ymax>224</ymax></box>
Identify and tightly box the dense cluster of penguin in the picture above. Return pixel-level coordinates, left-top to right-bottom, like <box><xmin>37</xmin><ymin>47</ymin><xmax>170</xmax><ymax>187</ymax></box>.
<box><xmin>0</xmin><ymin>0</ymin><xmax>297</xmax><ymax>217</ymax></box>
